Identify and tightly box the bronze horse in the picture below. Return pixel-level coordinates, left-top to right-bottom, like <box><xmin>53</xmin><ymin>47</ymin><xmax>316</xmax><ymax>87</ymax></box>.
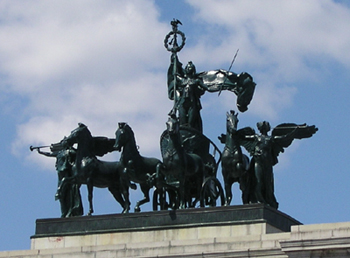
<box><xmin>61</xmin><ymin>123</ymin><xmax>129</xmax><ymax>215</ymax></box>
<box><xmin>114</xmin><ymin>122</ymin><xmax>162</xmax><ymax>212</ymax></box>
<box><xmin>219</xmin><ymin>110</ymin><xmax>250</xmax><ymax>205</ymax></box>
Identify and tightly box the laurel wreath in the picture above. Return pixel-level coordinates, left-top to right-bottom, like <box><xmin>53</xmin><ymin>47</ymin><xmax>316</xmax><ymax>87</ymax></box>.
<box><xmin>164</xmin><ymin>31</ymin><xmax>186</xmax><ymax>53</ymax></box>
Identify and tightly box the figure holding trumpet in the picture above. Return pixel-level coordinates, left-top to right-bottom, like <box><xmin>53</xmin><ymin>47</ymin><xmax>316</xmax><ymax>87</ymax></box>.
<box><xmin>30</xmin><ymin>139</ymin><xmax>83</xmax><ymax>217</ymax></box>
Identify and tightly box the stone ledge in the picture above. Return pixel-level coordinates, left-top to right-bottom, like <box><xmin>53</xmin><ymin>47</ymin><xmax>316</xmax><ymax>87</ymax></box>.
<box><xmin>281</xmin><ymin>236</ymin><xmax>350</xmax><ymax>251</ymax></box>
<box><xmin>31</xmin><ymin>222</ymin><xmax>277</xmax><ymax>249</ymax></box>
<box><xmin>3</xmin><ymin>221</ymin><xmax>350</xmax><ymax>257</ymax></box>
<box><xmin>30</xmin><ymin>236</ymin><xmax>291</xmax><ymax>257</ymax></box>
<box><xmin>32</xmin><ymin>204</ymin><xmax>301</xmax><ymax>238</ymax></box>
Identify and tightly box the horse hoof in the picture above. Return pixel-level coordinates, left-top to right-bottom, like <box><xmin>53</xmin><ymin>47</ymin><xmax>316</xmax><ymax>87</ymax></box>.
<box><xmin>122</xmin><ymin>207</ymin><xmax>130</xmax><ymax>214</ymax></box>
<box><xmin>134</xmin><ymin>207</ymin><xmax>141</xmax><ymax>213</ymax></box>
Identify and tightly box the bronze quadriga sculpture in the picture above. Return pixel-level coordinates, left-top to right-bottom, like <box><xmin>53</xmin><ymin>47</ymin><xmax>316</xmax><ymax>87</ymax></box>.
<box><xmin>32</xmin><ymin>20</ymin><xmax>317</xmax><ymax>217</ymax></box>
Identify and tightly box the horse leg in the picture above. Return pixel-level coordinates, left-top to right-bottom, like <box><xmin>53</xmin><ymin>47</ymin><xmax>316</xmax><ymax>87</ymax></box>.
<box><xmin>178</xmin><ymin>177</ymin><xmax>186</xmax><ymax>209</ymax></box>
<box><xmin>108</xmin><ymin>186</ymin><xmax>129</xmax><ymax>213</ymax></box>
<box><xmin>191</xmin><ymin>173</ymin><xmax>202</xmax><ymax>207</ymax></box>
<box><xmin>134</xmin><ymin>183</ymin><xmax>150</xmax><ymax>212</ymax></box>
<box><xmin>224</xmin><ymin>182</ymin><xmax>232</xmax><ymax>206</ymax></box>
<box><xmin>119</xmin><ymin>175</ymin><xmax>132</xmax><ymax>213</ymax></box>
<box><xmin>223</xmin><ymin>169</ymin><xmax>233</xmax><ymax>206</ymax></box>
<box><xmin>86</xmin><ymin>177</ymin><xmax>94</xmax><ymax>216</ymax></box>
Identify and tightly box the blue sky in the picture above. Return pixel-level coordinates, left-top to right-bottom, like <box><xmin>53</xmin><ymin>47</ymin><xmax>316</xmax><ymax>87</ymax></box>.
<box><xmin>1</xmin><ymin>0</ymin><xmax>350</xmax><ymax>251</ymax></box>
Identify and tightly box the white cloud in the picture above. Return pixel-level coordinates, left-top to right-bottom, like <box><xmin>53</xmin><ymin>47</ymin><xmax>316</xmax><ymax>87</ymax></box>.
<box><xmin>0</xmin><ymin>1</ymin><xmax>171</xmax><ymax>165</ymax></box>
<box><xmin>0</xmin><ymin>0</ymin><xmax>167</xmax><ymax>92</ymax></box>
<box><xmin>2</xmin><ymin>0</ymin><xmax>350</xmax><ymax>170</ymax></box>
<box><xmin>188</xmin><ymin>0</ymin><xmax>350</xmax><ymax>71</ymax></box>
<box><xmin>184</xmin><ymin>0</ymin><xmax>350</xmax><ymax>122</ymax></box>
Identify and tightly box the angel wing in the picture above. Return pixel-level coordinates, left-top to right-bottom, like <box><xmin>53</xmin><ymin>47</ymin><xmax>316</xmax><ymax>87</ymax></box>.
<box><xmin>272</xmin><ymin>123</ymin><xmax>318</xmax><ymax>148</ymax></box>
<box><xmin>235</xmin><ymin>123</ymin><xmax>317</xmax><ymax>166</ymax></box>
<box><xmin>92</xmin><ymin>137</ymin><xmax>116</xmax><ymax>157</ymax></box>
<box><xmin>236</xmin><ymin>126</ymin><xmax>257</xmax><ymax>155</ymax></box>
<box><xmin>272</xmin><ymin>123</ymin><xmax>318</xmax><ymax>139</ymax></box>
<box><xmin>271</xmin><ymin>123</ymin><xmax>318</xmax><ymax>163</ymax></box>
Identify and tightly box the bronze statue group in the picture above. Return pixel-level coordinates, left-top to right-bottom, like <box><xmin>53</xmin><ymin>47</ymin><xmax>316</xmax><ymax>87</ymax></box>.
<box><xmin>31</xmin><ymin>20</ymin><xmax>317</xmax><ymax>217</ymax></box>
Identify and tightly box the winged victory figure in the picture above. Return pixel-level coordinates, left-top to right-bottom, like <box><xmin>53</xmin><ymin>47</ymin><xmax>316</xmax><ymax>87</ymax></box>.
<box><xmin>238</xmin><ymin>121</ymin><xmax>318</xmax><ymax>209</ymax></box>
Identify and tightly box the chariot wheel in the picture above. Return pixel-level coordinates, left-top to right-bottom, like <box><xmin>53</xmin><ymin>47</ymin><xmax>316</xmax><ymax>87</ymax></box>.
<box><xmin>152</xmin><ymin>187</ymin><xmax>178</xmax><ymax>211</ymax></box>
<box><xmin>200</xmin><ymin>177</ymin><xmax>225</xmax><ymax>207</ymax></box>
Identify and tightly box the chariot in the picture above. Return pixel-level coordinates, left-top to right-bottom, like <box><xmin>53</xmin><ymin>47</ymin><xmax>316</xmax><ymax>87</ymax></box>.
<box><xmin>153</xmin><ymin>123</ymin><xmax>224</xmax><ymax>210</ymax></box>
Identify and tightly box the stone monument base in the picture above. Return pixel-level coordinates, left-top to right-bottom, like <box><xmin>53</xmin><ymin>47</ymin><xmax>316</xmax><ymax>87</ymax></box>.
<box><xmin>1</xmin><ymin>204</ymin><xmax>350</xmax><ymax>257</ymax></box>
<box><xmin>32</xmin><ymin>203</ymin><xmax>300</xmax><ymax>240</ymax></box>
<box><xmin>31</xmin><ymin>204</ymin><xmax>300</xmax><ymax>251</ymax></box>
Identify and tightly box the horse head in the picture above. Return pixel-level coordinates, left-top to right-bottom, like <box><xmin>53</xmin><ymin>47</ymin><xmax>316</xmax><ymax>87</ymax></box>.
<box><xmin>226</xmin><ymin>110</ymin><xmax>239</xmax><ymax>135</ymax></box>
<box><xmin>65</xmin><ymin>123</ymin><xmax>92</xmax><ymax>147</ymax></box>
<box><xmin>166</xmin><ymin>114</ymin><xmax>180</xmax><ymax>136</ymax></box>
<box><xmin>114</xmin><ymin>122</ymin><xmax>134</xmax><ymax>152</ymax></box>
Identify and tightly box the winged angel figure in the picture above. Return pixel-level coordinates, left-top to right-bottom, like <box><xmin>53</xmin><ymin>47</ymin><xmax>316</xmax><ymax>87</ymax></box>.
<box><xmin>239</xmin><ymin>121</ymin><xmax>318</xmax><ymax>209</ymax></box>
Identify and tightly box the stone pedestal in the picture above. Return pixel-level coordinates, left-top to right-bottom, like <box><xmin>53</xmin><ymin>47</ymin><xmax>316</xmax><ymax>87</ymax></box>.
<box><xmin>32</xmin><ymin>203</ymin><xmax>300</xmax><ymax>240</ymax></box>
<box><xmin>1</xmin><ymin>204</ymin><xmax>350</xmax><ymax>257</ymax></box>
